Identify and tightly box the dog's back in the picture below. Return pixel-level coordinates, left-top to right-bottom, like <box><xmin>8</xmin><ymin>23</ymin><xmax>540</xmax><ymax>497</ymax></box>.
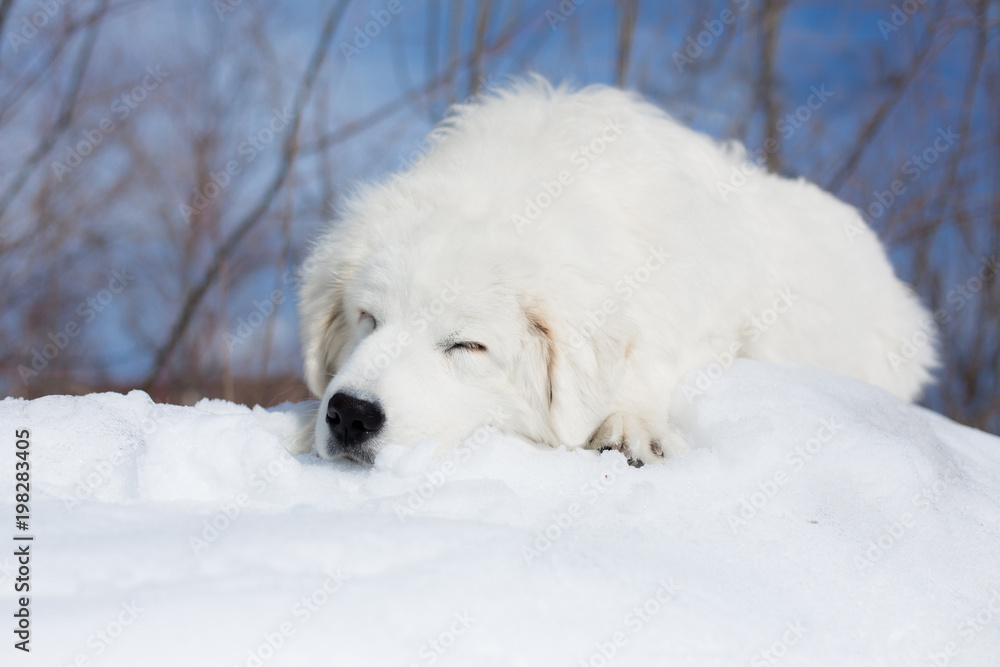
<box><xmin>423</xmin><ymin>79</ymin><xmax>937</xmax><ymax>402</ymax></box>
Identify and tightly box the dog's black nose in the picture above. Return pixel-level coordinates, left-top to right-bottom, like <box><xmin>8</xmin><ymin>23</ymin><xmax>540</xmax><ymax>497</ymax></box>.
<box><xmin>326</xmin><ymin>392</ymin><xmax>385</xmax><ymax>448</ymax></box>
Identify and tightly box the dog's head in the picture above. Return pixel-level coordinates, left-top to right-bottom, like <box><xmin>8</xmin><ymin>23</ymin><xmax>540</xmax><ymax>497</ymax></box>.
<box><xmin>296</xmin><ymin>78</ymin><xmax>643</xmax><ymax>463</ymax></box>
<box><xmin>297</xmin><ymin>202</ymin><xmax>627</xmax><ymax>464</ymax></box>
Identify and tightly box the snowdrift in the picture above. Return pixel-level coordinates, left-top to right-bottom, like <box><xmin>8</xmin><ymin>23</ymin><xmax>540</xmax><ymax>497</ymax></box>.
<box><xmin>1</xmin><ymin>360</ymin><xmax>999</xmax><ymax>666</ymax></box>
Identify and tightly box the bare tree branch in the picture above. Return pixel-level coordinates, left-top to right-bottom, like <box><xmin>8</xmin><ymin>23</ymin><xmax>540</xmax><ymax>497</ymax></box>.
<box><xmin>140</xmin><ymin>0</ymin><xmax>351</xmax><ymax>390</ymax></box>
<box><xmin>825</xmin><ymin>3</ymin><xmax>951</xmax><ymax>193</ymax></box>
<box><xmin>615</xmin><ymin>0</ymin><xmax>639</xmax><ymax>88</ymax></box>
<box><xmin>304</xmin><ymin>6</ymin><xmax>538</xmax><ymax>156</ymax></box>
<box><xmin>0</xmin><ymin>0</ymin><xmax>17</xmax><ymax>50</ymax></box>
<box><xmin>0</xmin><ymin>0</ymin><xmax>108</xmax><ymax>223</ymax></box>
<box><xmin>469</xmin><ymin>0</ymin><xmax>492</xmax><ymax>97</ymax></box>
<box><xmin>934</xmin><ymin>0</ymin><xmax>989</xmax><ymax>253</ymax></box>
<box><xmin>756</xmin><ymin>0</ymin><xmax>785</xmax><ymax>172</ymax></box>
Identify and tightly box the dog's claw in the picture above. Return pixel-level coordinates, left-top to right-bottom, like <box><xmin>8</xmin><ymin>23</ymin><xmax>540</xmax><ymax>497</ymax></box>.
<box><xmin>586</xmin><ymin>414</ymin><xmax>679</xmax><ymax>467</ymax></box>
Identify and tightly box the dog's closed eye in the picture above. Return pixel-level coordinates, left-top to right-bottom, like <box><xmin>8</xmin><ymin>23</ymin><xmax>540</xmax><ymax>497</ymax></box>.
<box><xmin>446</xmin><ymin>341</ymin><xmax>487</xmax><ymax>354</ymax></box>
<box><xmin>358</xmin><ymin>310</ymin><xmax>377</xmax><ymax>332</ymax></box>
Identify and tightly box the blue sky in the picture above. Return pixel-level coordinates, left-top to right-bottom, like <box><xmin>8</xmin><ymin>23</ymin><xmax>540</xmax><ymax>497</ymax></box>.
<box><xmin>2</xmin><ymin>0</ymin><xmax>995</xmax><ymax>428</ymax></box>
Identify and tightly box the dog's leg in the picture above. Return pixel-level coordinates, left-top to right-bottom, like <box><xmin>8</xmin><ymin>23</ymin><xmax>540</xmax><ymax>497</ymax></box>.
<box><xmin>584</xmin><ymin>356</ymin><xmax>688</xmax><ymax>467</ymax></box>
<box><xmin>281</xmin><ymin>399</ymin><xmax>321</xmax><ymax>455</ymax></box>
<box><xmin>585</xmin><ymin>412</ymin><xmax>687</xmax><ymax>467</ymax></box>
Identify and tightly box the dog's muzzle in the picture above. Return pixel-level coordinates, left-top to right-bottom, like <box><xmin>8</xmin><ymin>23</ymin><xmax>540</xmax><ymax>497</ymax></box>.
<box><xmin>325</xmin><ymin>392</ymin><xmax>385</xmax><ymax>460</ymax></box>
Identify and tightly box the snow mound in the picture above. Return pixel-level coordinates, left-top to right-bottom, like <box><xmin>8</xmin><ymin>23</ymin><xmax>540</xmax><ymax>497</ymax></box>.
<box><xmin>2</xmin><ymin>360</ymin><xmax>999</xmax><ymax>666</ymax></box>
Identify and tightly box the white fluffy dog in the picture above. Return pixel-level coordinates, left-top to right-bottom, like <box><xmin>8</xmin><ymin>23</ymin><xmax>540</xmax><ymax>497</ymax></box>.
<box><xmin>297</xmin><ymin>77</ymin><xmax>936</xmax><ymax>466</ymax></box>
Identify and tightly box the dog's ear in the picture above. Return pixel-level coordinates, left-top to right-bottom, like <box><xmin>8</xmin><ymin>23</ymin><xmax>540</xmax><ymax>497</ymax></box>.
<box><xmin>298</xmin><ymin>268</ymin><xmax>354</xmax><ymax>398</ymax></box>
<box><xmin>525</xmin><ymin>305</ymin><xmax>627</xmax><ymax>448</ymax></box>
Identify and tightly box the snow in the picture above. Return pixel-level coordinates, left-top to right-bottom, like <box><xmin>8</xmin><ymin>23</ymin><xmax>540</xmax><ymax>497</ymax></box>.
<box><xmin>2</xmin><ymin>360</ymin><xmax>999</xmax><ymax>667</ymax></box>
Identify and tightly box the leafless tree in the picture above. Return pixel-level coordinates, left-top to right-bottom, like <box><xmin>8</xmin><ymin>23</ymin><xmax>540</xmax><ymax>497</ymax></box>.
<box><xmin>0</xmin><ymin>0</ymin><xmax>996</xmax><ymax>435</ymax></box>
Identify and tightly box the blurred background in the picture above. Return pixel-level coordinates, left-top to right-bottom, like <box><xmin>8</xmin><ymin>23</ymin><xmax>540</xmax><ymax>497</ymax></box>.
<box><xmin>1</xmin><ymin>0</ymin><xmax>998</xmax><ymax>434</ymax></box>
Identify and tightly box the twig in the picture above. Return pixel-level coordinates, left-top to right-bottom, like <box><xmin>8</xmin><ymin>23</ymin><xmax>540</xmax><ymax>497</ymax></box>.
<box><xmin>615</xmin><ymin>0</ymin><xmax>639</xmax><ymax>88</ymax></box>
<box><xmin>0</xmin><ymin>0</ymin><xmax>108</xmax><ymax>223</ymax></box>
<box><xmin>756</xmin><ymin>0</ymin><xmax>785</xmax><ymax>172</ymax></box>
<box><xmin>825</xmin><ymin>3</ymin><xmax>949</xmax><ymax>193</ymax></box>
<box><xmin>303</xmin><ymin>5</ymin><xmax>537</xmax><ymax>156</ymax></box>
<box><xmin>140</xmin><ymin>0</ymin><xmax>351</xmax><ymax>390</ymax></box>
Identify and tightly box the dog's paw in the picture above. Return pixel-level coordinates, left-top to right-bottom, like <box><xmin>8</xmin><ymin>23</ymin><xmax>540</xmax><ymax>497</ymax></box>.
<box><xmin>277</xmin><ymin>399</ymin><xmax>321</xmax><ymax>455</ymax></box>
<box><xmin>586</xmin><ymin>413</ymin><xmax>687</xmax><ymax>467</ymax></box>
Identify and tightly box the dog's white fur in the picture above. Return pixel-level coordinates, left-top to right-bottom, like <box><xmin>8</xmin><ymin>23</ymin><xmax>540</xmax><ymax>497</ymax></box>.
<box><xmin>297</xmin><ymin>77</ymin><xmax>936</xmax><ymax>465</ymax></box>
